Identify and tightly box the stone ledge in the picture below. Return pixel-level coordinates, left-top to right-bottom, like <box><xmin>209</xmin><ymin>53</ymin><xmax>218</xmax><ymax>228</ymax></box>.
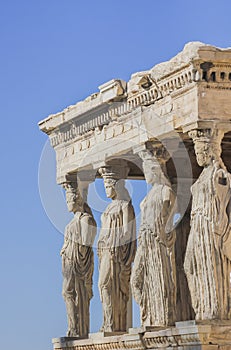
<box><xmin>52</xmin><ymin>321</ymin><xmax>231</xmax><ymax>350</ymax></box>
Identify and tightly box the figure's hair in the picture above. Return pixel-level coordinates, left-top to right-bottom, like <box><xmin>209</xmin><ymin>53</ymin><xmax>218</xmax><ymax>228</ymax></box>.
<box><xmin>194</xmin><ymin>136</ymin><xmax>226</xmax><ymax>170</ymax></box>
<box><xmin>99</xmin><ymin>163</ymin><xmax>131</xmax><ymax>201</ymax></box>
<box><xmin>65</xmin><ymin>182</ymin><xmax>93</xmax><ymax>213</ymax></box>
<box><xmin>115</xmin><ymin>179</ymin><xmax>131</xmax><ymax>201</ymax></box>
<box><xmin>190</xmin><ymin>128</ymin><xmax>226</xmax><ymax>170</ymax></box>
<box><xmin>140</xmin><ymin>149</ymin><xmax>171</xmax><ymax>187</ymax></box>
<box><xmin>143</xmin><ymin>159</ymin><xmax>171</xmax><ymax>187</ymax></box>
<box><xmin>83</xmin><ymin>202</ymin><xmax>93</xmax><ymax>215</ymax></box>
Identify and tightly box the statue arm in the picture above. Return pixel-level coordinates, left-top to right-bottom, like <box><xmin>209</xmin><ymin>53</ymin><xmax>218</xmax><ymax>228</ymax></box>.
<box><xmin>162</xmin><ymin>186</ymin><xmax>175</xmax><ymax>217</ymax></box>
<box><xmin>161</xmin><ymin>186</ymin><xmax>176</xmax><ymax>248</ymax></box>
<box><xmin>97</xmin><ymin>214</ymin><xmax>107</xmax><ymax>261</ymax></box>
<box><xmin>60</xmin><ymin>227</ymin><xmax>69</xmax><ymax>256</ymax></box>
<box><xmin>212</xmin><ymin>168</ymin><xmax>231</xmax><ymax>236</ymax></box>
<box><xmin>122</xmin><ymin>203</ymin><xmax>136</xmax><ymax>243</ymax></box>
<box><xmin>80</xmin><ymin>214</ymin><xmax>97</xmax><ymax>247</ymax></box>
<box><xmin>220</xmin><ymin>180</ymin><xmax>231</xmax><ymax>260</ymax></box>
<box><xmin>121</xmin><ymin>203</ymin><xmax>137</xmax><ymax>264</ymax></box>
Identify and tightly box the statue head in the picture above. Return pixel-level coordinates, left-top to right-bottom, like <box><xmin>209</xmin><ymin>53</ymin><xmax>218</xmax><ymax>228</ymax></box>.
<box><xmin>65</xmin><ymin>183</ymin><xmax>83</xmax><ymax>213</ymax></box>
<box><xmin>104</xmin><ymin>177</ymin><xmax>117</xmax><ymax>199</ymax></box>
<box><xmin>142</xmin><ymin>159</ymin><xmax>163</xmax><ymax>184</ymax></box>
<box><xmin>194</xmin><ymin>141</ymin><xmax>213</xmax><ymax>167</ymax></box>
<box><xmin>139</xmin><ymin>148</ymin><xmax>170</xmax><ymax>186</ymax></box>
<box><xmin>189</xmin><ymin>129</ymin><xmax>224</xmax><ymax>168</ymax></box>
<box><xmin>99</xmin><ymin>163</ymin><xmax>131</xmax><ymax>201</ymax></box>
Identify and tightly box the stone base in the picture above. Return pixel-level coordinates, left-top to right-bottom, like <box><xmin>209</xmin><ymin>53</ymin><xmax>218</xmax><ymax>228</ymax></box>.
<box><xmin>52</xmin><ymin>321</ymin><xmax>231</xmax><ymax>350</ymax></box>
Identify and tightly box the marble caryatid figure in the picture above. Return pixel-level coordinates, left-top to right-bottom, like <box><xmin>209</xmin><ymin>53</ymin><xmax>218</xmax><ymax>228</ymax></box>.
<box><xmin>131</xmin><ymin>148</ymin><xmax>177</xmax><ymax>327</ymax></box>
<box><xmin>98</xmin><ymin>164</ymin><xmax>136</xmax><ymax>332</ymax></box>
<box><xmin>61</xmin><ymin>182</ymin><xmax>96</xmax><ymax>337</ymax></box>
<box><xmin>184</xmin><ymin>129</ymin><xmax>231</xmax><ymax>321</ymax></box>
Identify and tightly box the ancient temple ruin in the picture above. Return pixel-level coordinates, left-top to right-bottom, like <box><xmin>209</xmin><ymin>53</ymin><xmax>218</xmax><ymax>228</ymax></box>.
<box><xmin>39</xmin><ymin>42</ymin><xmax>231</xmax><ymax>349</ymax></box>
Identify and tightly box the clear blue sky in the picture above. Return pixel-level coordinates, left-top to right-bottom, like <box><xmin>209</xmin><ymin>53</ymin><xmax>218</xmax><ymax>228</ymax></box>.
<box><xmin>0</xmin><ymin>1</ymin><xmax>231</xmax><ymax>349</ymax></box>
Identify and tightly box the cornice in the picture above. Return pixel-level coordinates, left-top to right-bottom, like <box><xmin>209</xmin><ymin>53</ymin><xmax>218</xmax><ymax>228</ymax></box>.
<box><xmin>39</xmin><ymin>42</ymin><xmax>231</xmax><ymax>148</ymax></box>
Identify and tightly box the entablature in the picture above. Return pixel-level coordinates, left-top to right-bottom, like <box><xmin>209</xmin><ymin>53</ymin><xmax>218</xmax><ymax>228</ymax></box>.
<box><xmin>38</xmin><ymin>42</ymin><xmax>231</xmax><ymax>183</ymax></box>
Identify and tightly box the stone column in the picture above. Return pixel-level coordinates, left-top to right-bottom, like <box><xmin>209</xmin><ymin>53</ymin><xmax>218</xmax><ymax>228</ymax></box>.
<box><xmin>131</xmin><ymin>144</ymin><xmax>177</xmax><ymax>327</ymax></box>
<box><xmin>97</xmin><ymin>161</ymin><xmax>137</xmax><ymax>332</ymax></box>
<box><xmin>60</xmin><ymin>179</ymin><xmax>97</xmax><ymax>337</ymax></box>
<box><xmin>184</xmin><ymin>128</ymin><xmax>231</xmax><ymax>321</ymax></box>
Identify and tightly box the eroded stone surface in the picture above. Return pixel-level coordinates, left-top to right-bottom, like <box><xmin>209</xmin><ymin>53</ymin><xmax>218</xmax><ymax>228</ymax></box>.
<box><xmin>131</xmin><ymin>145</ymin><xmax>177</xmax><ymax>327</ymax></box>
<box><xmin>184</xmin><ymin>128</ymin><xmax>231</xmax><ymax>321</ymax></box>
<box><xmin>98</xmin><ymin>162</ymin><xmax>136</xmax><ymax>332</ymax></box>
<box><xmin>61</xmin><ymin>182</ymin><xmax>96</xmax><ymax>337</ymax></box>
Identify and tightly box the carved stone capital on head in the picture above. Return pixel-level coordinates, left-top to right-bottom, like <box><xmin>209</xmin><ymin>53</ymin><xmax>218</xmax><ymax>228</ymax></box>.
<box><xmin>61</xmin><ymin>173</ymin><xmax>77</xmax><ymax>191</ymax></box>
<box><xmin>188</xmin><ymin>128</ymin><xmax>224</xmax><ymax>145</ymax></box>
<box><xmin>152</xmin><ymin>145</ymin><xmax>171</xmax><ymax>164</ymax></box>
<box><xmin>139</xmin><ymin>143</ymin><xmax>170</xmax><ymax>164</ymax></box>
<box><xmin>138</xmin><ymin>144</ymin><xmax>170</xmax><ymax>185</ymax></box>
<box><xmin>61</xmin><ymin>171</ymin><xmax>94</xmax><ymax>209</ymax></box>
<box><xmin>188</xmin><ymin>128</ymin><xmax>225</xmax><ymax>167</ymax></box>
<box><xmin>62</xmin><ymin>181</ymin><xmax>77</xmax><ymax>193</ymax></box>
<box><xmin>99</xmin><ymin>160</ymin><xmax>131</xmax><ymax>201</ymax></box>
<box><xmin>62</xmin><ymin>181</ymin><xmax>79</xmax><ymax>213</ymax></box>
<box><xmin>99</xmin><ymin>160</ymin><xmax>130</xmax><ymax>181</ymax></box>
<box><xmin>61</xmin><ymin>176</ymin><xmax>88</xmax><ymax>214</ymax></box>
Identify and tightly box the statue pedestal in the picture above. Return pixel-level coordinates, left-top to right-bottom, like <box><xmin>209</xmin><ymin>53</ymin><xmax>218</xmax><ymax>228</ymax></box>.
<box><xmin>52</xmin><ymin>321</ymin><xmax>231</xmax><ymax>350</ymax></box>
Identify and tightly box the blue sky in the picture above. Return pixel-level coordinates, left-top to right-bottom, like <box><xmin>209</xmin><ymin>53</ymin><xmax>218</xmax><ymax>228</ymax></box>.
<box><xmin>1</xmin><ymin>1</ymin><xmax>231</xmax><ymax>349</ymax></box>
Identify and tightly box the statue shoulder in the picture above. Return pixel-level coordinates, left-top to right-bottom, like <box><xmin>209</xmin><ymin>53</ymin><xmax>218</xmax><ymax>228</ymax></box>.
<box><xmin>160</xmin><ymin>184</ymin><xmax>175</xmax><ymax>203</ymax></box>
<box><xmin>65</xmin><ymin>213</ymin><xmax>80</xmax><ymax>231</ymax></box>
<box><xmin>119</xmin><ymin>199</ymin><xmax>133</xmax><ymax>210</ymax></box>
<box><xmin>80</xmin><ymin>212</ymin><xmax>96</xmax><ymax>226</ymax></box>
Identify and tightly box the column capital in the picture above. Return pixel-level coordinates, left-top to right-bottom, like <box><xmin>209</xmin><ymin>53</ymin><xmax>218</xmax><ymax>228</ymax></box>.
<box><xmin>188</xmin><ymin>128</ymin><xmax>224</xmax><ymax>143</ymax></box>
<box><xmin>99</xmin><ymin>159</ymin><xmax>130</xmax><ymax>181</ymax></box>
<box><xmin>138</xmin><ymin>142</ymin><xmax>170</xmax><ymax>166</ymax></box>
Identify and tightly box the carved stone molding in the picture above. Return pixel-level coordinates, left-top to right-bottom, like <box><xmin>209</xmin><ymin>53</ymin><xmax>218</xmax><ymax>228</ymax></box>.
<box><xmin>52</xmin><ymin>322</ymin><xmax>231</xmax><ymax>350</ymax></box>
<box><xmin>39</xmin><ymin>44</ymin><xmax>231</xmax><ymax>183</ymax></box>
<box><xmin>39</xmin><ymin>43</ymin><xmax>231</xmax><ymax>153</ymax></box>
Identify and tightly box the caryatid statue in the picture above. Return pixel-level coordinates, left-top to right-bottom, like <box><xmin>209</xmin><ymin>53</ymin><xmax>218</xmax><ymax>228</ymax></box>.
<box><xmin>60</xmin><ymin>182</ymin><xmax>96</xmax><ymax>337</ymax></box>
<box><xmin>98</xmin><ymin>163</ymin><xmax>136</xmax><ymax>332</ymax></box>
<box><xmin>184</xmin><ymin>129</ymin><xmax>231</xmax><ymax>321</ymax></box>
<box><xmin>131</xmin><ymin>147</ymin><xmax>177</xmax><ymax>327</ymax></box>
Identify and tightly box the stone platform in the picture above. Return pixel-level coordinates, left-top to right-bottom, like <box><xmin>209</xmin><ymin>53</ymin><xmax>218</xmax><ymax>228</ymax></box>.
<box><xmin>52</xmin><ymin>321</ymin><xmax>231</xmax><ymax>350</ymax></box>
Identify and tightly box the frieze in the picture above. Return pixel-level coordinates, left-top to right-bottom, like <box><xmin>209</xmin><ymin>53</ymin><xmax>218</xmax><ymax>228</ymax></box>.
<box><xmin>51</xmin><ymin>109</ymin><xmax>136</xmax><ymax>149</ymax></box>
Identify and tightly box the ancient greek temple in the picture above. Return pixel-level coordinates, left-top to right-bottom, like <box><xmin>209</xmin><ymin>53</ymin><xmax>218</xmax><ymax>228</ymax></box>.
<box><xmin>39</xmin><ymin>42</ymin><xmax>231</xmax><ymax>350</ymax></box>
